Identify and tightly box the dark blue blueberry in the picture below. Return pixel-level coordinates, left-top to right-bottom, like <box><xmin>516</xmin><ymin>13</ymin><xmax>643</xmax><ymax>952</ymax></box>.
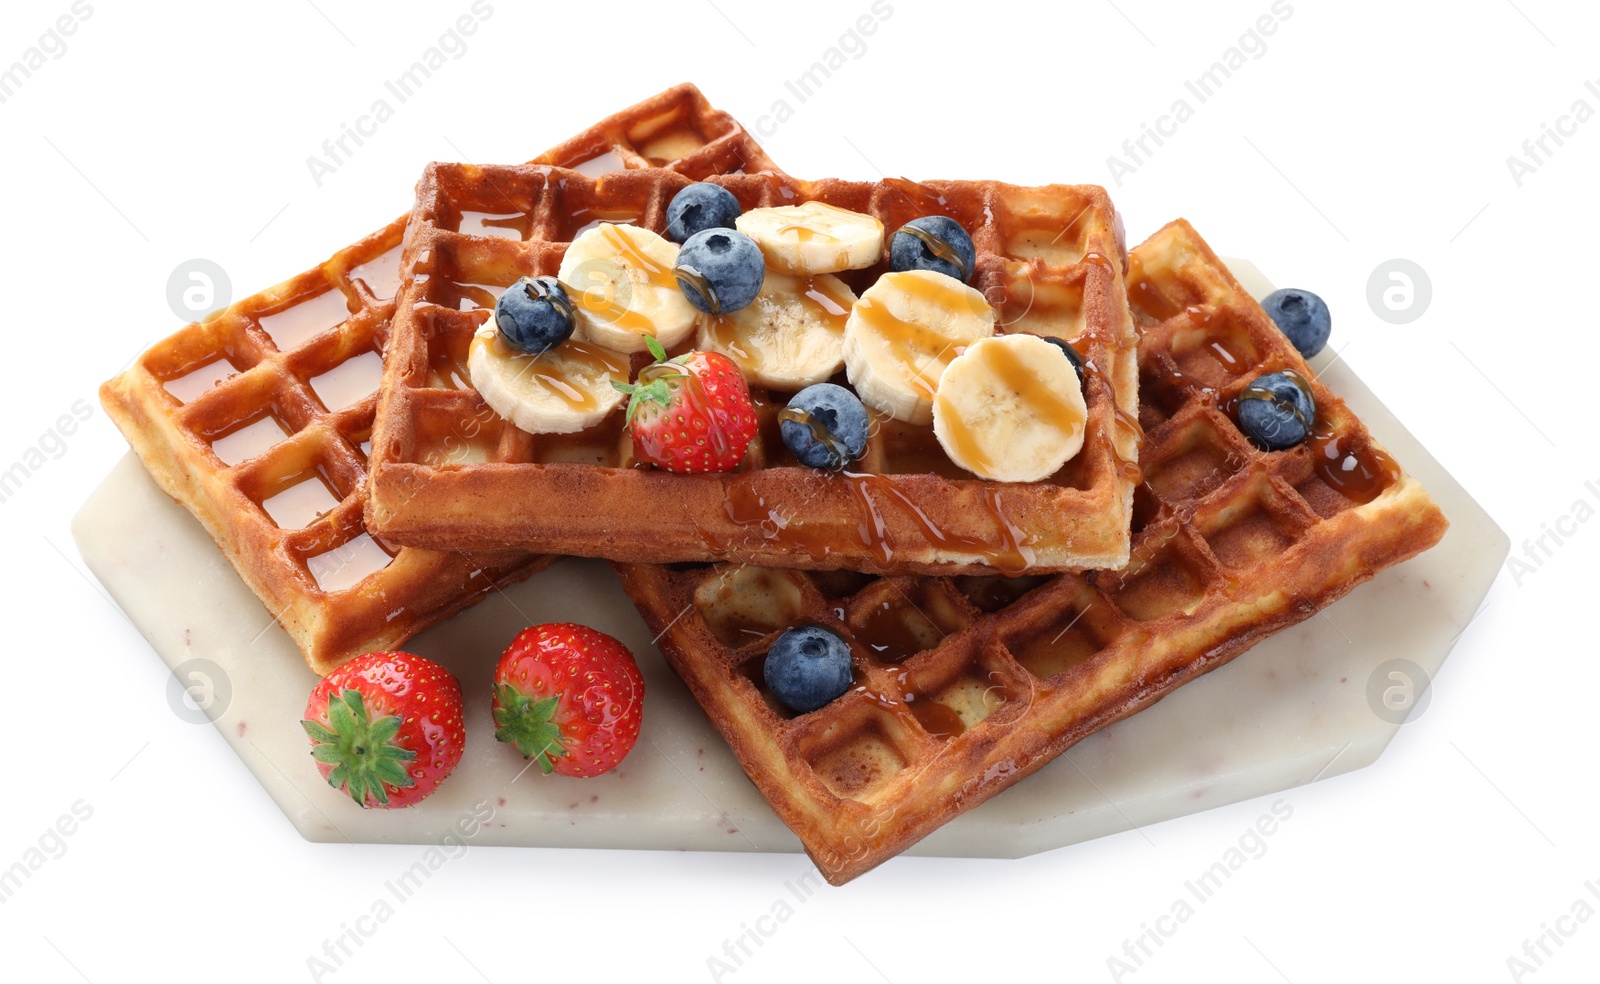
<box><xmin>665</xmin><ymin>182</ymin><xmax>742</xmax><ymax>244</ymax></box>
<box><xmin>1234</xmin><ymin>370</ymin><xmax>1317</xmax><ymax>451</ymax></box>
<box><xmin>1260</xmin><ymin>288</ymin><xmax>1332</xmax><ymax>359</ymax></box>
<box><xmin>890</xmin><ymin>216</ymin><xmax>977</xmax><ymax>283</ymax></box>
<box><xmin>674</xmin><ymin>228</ymin><xmax>765</xmax><ymax>315</ymax></box>
<box><xmin>763</xmin><ymin>626</ymin><xmax>853</xmax><ymax>714</ymax></box>
<box><xmin>1036</xmin><ymin>336</ymin><xmax>1086</xmax><ymax>385</ymax></box>
<box><xmin>779</xmin><ymin>383</ymin><xmax>869</xmax><ymax>470</ymax></box>
<box><xmin>494</xmin><ymin>276</ymin><xmax>575</xmax><ymax>355</ymax></box>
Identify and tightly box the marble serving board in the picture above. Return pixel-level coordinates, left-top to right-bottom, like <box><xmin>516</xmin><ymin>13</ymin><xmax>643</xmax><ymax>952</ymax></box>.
<box><xmin>73</xmin><ymin>260</ymin><xmax>1507</xmax><ymax>866</ymax></box>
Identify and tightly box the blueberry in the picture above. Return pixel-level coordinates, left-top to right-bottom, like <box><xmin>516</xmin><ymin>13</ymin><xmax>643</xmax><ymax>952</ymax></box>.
<box><xmin>1260</xmin><ymin>288</ymin><xmax>1331</xmax><ymax>359</ymax></box>
<box><xmin>1234</xmin><ymin>370</ymin><xmax>1317</xmax><ymax>450</ymax></box>
<box><xmin>675</xmin><ymin>228</ymin><xmax>765</xmax><ymax>315</ymax></box>
<box><xmin>494</xmin><ymin>276</ymin><xmax>575</xmax><ymax>355</ymax></box>
<box><xmin>763</xmin><ymin>626</ymin><xmax>853</xmax><ymax>714</ymax></box>
<box><xmin>665</xmin><ymin>183</ymin><xmax>742</xmax><ymax>244</ymax></box>
<box><xmin>1036</xmin><ymin>336</ymin><xmax>1086</xmax><ymax>385</ymax></box>
<box><xmin>780</xmin><ymin>383</ymin><xmax>869</xmax><ymax>470</ymax></box>
<box><xmin>890</xmin><ymin>216</ymin><xmax>977</xmax><ymax>283</ymax></box>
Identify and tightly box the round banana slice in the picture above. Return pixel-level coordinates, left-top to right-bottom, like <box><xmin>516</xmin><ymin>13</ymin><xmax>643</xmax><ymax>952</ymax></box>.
<box><xmin>736</xmin><ymin>201</ymin><xmax>884</xmax><ymax>275</ymax></box>
<box><xmin>842</xmin><ymin>269</ymin><xmax>996</xmax><ymax>424</ymax></box>
<box><xmin>696</xmin><ymin>272</ymin><xmax>856</xmax><ymax>391</ymax></box>
<box><xmin>558</xmin><ymin>223</ymin><xmax>699</xmax><ymax>354</ymax></box>
<box><xmin>932</xmin><ymin>334</ymin><xmax>1086</xmax><ymax>482</ymax></box>
<box><xmin>467</xmin><ymin>317</ymin><xmax>629</xmax><ymax>435</ymax></box>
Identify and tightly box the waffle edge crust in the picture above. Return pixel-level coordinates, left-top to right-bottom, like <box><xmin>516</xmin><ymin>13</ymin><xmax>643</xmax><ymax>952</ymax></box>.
<box><xmin>363</xmin><ymin>165</ymin><xmax>1141</xmax><ymax>576</ymax></box>
<box><xmin>96</xmin><ymin>84</ymin><xmax>769</xmax><ymax>675</ymax></box>
<box><xmin>613</xmin><ymin>218</ymin><xmax>1448</xmax><ymax>886</ymax></box>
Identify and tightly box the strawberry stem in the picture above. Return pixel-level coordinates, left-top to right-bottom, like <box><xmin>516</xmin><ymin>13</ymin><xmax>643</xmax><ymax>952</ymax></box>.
<box><xmin>301</xmin><ymin>689</ymin><xmax>416</xmax><ymax>808</ymax></box>
<box><xmin>612</xmin><ymin>339</ymin><xmax>689</xmax><ymax>424</ymax></box>
<box><xmin>492</xmin><ymin>684</ymin><xmax>568</xmax><ymax>774</ymax></box>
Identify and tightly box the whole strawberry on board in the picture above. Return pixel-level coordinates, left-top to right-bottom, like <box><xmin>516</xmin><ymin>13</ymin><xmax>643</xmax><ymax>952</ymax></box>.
<box><xmin>491</xmin><ymin>623</ymin><xmax>644</xmax><ymax>778</ymax></box>
<box><xmin>301</xmin><ymin>651</ymin><xmax>465</xmax><ymax>808</ymax></box>
<box><xmin>612</xmin><ymin>335</ymin><xmax>758</xmax><ymax>473</ymax></box>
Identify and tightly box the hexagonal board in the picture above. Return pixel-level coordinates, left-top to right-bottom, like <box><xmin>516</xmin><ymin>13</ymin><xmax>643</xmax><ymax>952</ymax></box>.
<box><xmin>73</xmin><ymin>260</ymin><xmax>1506</xmax><ymax>865</ymax></box>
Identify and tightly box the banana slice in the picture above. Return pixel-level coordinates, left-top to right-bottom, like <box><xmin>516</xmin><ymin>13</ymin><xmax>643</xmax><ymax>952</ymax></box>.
<box><xmin>467</xmin><ymin>316</ymin><xmax>630</xmax><ymax>435</ymax></box>
<box><xmin>696</xmin><ymin>272</ymin><xmax>856</xmax><ymax>390</ymax></box>
<box><xmin>932</xmin><ymin>334</ymin><xmax>1086</xmax><ymax>482</ymax></box>
<box><xmin>842</xmin><ymin>269</ymin><xmax>996</xmax><ymax>424</ymax></box>
<box><xmin>558</xmin><ymin>223</ymin><xmax>699</xmax><ymax>354</ymax></box>
<box><xmin>736</xmin><ymin>201</ymin><xmax>883</xmax><ymax>275</ymax></box>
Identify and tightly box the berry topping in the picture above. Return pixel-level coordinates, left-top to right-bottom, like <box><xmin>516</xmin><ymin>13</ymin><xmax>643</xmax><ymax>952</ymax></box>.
<box><xmin>301</xmin><ymin>651</ymin><xmax>465</xmax><ymax>809</ymax></box>
<box><xmin>665</xmin><ymin>182</ymin><xmax>742</xmax><ymax>244</ymax></box>
<box><xmin>491</xmin><ymin>623</ymin><xmax>644</xmax><ymax>778</ymax></box>
<box><xmin>674</xmin><ymin>228</ymin><xmax>766</xmax><ymax>315</ymax></box>
<box><xmin>779</xmin><ymin>383</ymin><xmax>870</xmax><ymax>470</ymax></box>
<box><xmin>494</xmin><ymin>275</ymin><xmax>576</xmax><ymax>355</ymax></box>
<box><xmin>890</xmin><ymin>215</ymin><xmax>977</xmax><ymax>283</ymax></box>
<box><xmin>764</xmin><ymin>625</ymin><xmax>854</xmax><ymax>714</ymax></box>
<box><xmin>1234</xmin><ymin>370</ymin><xmax>1317</xmax><ymax>450</ymax></box>
<box><xmin>1260</xmin><ymin>288</ymin><xmax>1331</xmax><ymax>359</ymax></box>
<box><xmin>612</xmin><ymin>336</ymin><xmax>759</xmax><ymax>473</ymax></box>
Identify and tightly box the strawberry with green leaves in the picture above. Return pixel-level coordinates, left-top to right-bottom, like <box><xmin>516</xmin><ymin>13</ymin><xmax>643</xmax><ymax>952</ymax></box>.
<box><xmin>491</xmin><ymin>623</ymin><xmax>644</xmax><ymax>778</ymax></box>
<box><xmin>613</xmin><ymin>335</ymin><xmax>758</xmax><ymax>473</ymax></box>
<box><xmin>301</xmin><ymin>651</ymin><xmax>465</xmax><ymax>809</ymax></box>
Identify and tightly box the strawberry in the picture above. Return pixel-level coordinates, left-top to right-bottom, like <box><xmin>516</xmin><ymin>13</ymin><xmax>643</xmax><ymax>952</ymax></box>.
<box><xmin>613</xmin><ymin>335</ymin><xmax>758</xmax><ymax>473</ymax></box>
<box><xmin>491</xmin><ymin>623</ymin><xmax>644</xmax><ymax>778</ymax></box>
<box><xmin>301</xmin><ymin>651</ymin><xmax>465</xmax><ymax>809</ymax></box>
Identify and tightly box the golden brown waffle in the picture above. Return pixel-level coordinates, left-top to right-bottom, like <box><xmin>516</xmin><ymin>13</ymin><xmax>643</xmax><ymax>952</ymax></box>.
<box><xmin>614</xmin><ymin>218</ymin><xmax>1449</xmax><ymax>885</ymax></box>
<box><xmin>365</xmin><ymin>167</ymin><xmax>1140</xmax><ymax>575</ymax></box>
<box><xmin>99</xmin><ymin>84</ymin><xmax>770</xmax><ymax>675</ymax></box>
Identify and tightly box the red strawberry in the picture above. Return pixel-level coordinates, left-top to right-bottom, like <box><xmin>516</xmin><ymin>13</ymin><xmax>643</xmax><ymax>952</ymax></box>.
<box><xmin>491</xmin><ymin>623</ymin><xmax>644</xmax><ymax>778</ymax></box>
<box><xmin>301</xmin><ymin>651</ymin><xmax>465</xmax><ymax>809</ymax></box>
<box><xmin>613</xmin><ymin>335</ymin><xmax>758</xmax><ymax>473</ymax></box>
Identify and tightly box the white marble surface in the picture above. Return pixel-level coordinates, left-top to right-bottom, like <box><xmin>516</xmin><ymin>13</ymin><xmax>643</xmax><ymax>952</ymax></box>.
<box><xmin>72</xmin><ymin>260</ymin><xmax>1506</xmax><ymax>861</ymax></box>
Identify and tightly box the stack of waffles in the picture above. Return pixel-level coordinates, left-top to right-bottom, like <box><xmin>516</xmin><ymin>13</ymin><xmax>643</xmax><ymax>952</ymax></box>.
<box><xmin>101</xmin><ymin>85</ymin><xmax>1447</xmax><ymax>883</ymax></box>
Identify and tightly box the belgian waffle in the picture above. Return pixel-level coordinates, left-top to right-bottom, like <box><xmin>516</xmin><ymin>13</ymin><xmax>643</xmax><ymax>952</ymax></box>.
<box><xmin>99</xmin><ymin>84</ymin><xmax>770</xmax><ymax>675</ymax></box>
<box><xmin>364</xmin><ymin>166</ymin><xmax>1140</xmax><ymax>575</ymax></box>
<box><xmin>614</xmin><ymin>218</ymin><xmax>1449</xmax><ymax>885</ymax></box>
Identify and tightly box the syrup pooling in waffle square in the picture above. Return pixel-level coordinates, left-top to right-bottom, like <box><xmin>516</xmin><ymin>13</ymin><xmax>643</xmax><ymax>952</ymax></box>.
<box><xmin>614</xmin><ymin>218</ymin><xmax>1448</xmax><ymax>885</ymax></box>
<box><xmin>100</xmin><ymin>84</ymin><xmax>769</xmax><ymax>675</ymax></box>
<box><xmin>365</xmin><ymin>168</ymin><xmax>1142</xmax><ymax>575</ymax></box>
<box><xmin>103</xmin><ymin>220</ymin><xmax>544</xmax><ymax>676</ymax></box>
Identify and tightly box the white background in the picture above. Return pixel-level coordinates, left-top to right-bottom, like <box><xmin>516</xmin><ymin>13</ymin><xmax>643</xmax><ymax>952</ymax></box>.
<box><xmin>2</xmin><ymin>0</ymin><xmax>1594</xmax><ymax>981</ymax></box>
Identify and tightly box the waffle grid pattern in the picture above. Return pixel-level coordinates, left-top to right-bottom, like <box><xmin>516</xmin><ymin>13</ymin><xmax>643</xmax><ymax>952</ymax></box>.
<box><xmin>99</xmin><ymin>84</ymin><xmax>761</xmax><ymax>675</ymax></box>
<box><xmin>615</xmin><ymin>218</ymin><xmax>1448</xmax><ymax>885</ymax></box>
<box><xmin>365</xmin><ymin>167</ymin><xmax>1140</xmax><ymax>575</ymax></box>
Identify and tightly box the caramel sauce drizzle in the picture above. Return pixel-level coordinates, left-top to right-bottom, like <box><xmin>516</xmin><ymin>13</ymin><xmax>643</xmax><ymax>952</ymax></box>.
<box><xmin>978</xmin><ymin>488</ymin><xmax>1036</xmax><ymax>574</ymax></box>
<box><xmin>802</xmin><ymin>277</ymin><xmax>852</xmax><ymax>331</ymax></box>
<box><xmin>777</xmin><ymin>223</ymin><xmax>837</xmax><ymax>243</ymax></box>
<box><xmin>936</xmin><ymin>338</ymin><xmax>1085</xmax><ymax>479</ymax></box>
<box><xmin>562</xmin><ymin>224</ymin><xmax>678</xmax><ymax>337</ymax></box>
<box><xmin>575</xmin><ymin>294</ymin><xmax>656</xmax><ymax>335</ymax></box>
<box><xmin>723</xmin><ymin>469</ymin><xmax>1036</xmax><ymax>573</ymax></box>
<box><xmin>479</xmin><ymin>333</ymin><xmax>627</xmax><ymax>413</ymax></box>
<box><xmin>1221</xmin><ymin>369</ymin><xmax>1398</xmax><ymax>504</ymax></box>
<box><xmin>884</xmin><ymin>176</ymin><xmax>949</xmax><ymax>213</ymax></box>
<box><xmin>703</xmin><ymin>314</ymin><xmax>752</xmax><ymax>363</ymax></box>
<box><xmin>1126</xmin><ymin>253</ymin><xmax>1182</xmax><ymax>323</ymax></box>
<box><xmin>900</xmin><ymin>224</ymin><xmax>969</xmax><ymax>280</ymax></box>
<box><xmin>723</xmin><ymin>484</ymin><xmax>837</xmax><ymax>560</ymax></box>
<box><xmin>1309</xmin><ymin>420</ymin><xmax>1401</xmax><ymax>505</ymax></box>
<box><xmin>1112</xmin><ymin>404</ymin><xmax>1145</xmax><ymax>482</ymax></box>
<box><xmin>598</xmin><ymin>223</ymin><xmax>677</xmax><ymax>289</ymax></box>
<box><xmin>901</xmin><ymin>689</ymin><xmax>967</xmax><ymax>738</ymax></box>
<box><xmin>854</xmin><ymin>275</ymin><xmax>983</xmax><ymax>399</ymax></box>
<box><xmin>843</xmin><ymin>473</ymin><xmax>896</xmax><ymax>566</ymax></box>
<box><xmin>704</xmin><ymin>275</ymin><xmax>854</xmax><ymax>372</ymax></box>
